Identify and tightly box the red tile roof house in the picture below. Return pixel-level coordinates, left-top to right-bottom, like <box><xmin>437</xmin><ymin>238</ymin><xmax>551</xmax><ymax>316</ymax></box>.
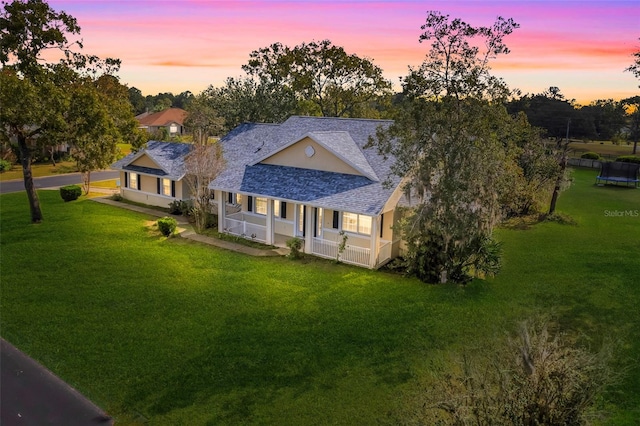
<box><xmin>208</xmin><ymin>116</ymin><xmax>407</xmax><ymax>269</ymax></box>
<box><xmin>136</xmin><ymin>108</ymin><xmax>187</xmax><ymax>137</ymax></box>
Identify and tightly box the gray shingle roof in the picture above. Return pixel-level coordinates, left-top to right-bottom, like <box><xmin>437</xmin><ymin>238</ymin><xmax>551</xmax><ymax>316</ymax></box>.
<box><xmin>111</xmin><ymin>141</ymin><xmax>193</xmax><ymax>180</ymax></box>
<box><xmin>210</xmin><ymin>116</ymin><xmax>400</xmax><ymax>216</ymax></box>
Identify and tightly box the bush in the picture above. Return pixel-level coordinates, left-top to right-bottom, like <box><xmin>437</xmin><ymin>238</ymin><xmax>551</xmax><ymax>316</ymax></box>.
<box><xmin>0</xmin><ymin>159</ymin><xmax>12</xmax><ymax>172</ymax></box>
<box><xmin>110</xmin><ymin>193</ymin><xmax>123</xmax><ymax>201</ymax></box>
<box><xmin>286</xmin><ymin>237</ymin><xmax>303</xmax><ymax>259</ymax></box>
<box><xmin>580</xmin><ymin>151</ymin><xmax>600</xmax><ymax>160</ymax></box>
<box><xmin>414</xmin><ymin>318</ymin><xmax>615</xmax><ymax>426</ymax></box>
<box><xmin>616</xmin><ymin>155</ymin><xmax>640</xmax><ymax>164</ymax></box>
<box><xmin>157</xmin><ymin>216</ymin><xmax>177</xmax><ymax>237</ymax></box>
<box><xmin>168</xmin><ymin>200</ymin><xmax>188</xmax><ymax>215</ymax></box>
<box><xmin>59</xmin><ymin>185</ymin><xmax>82</xmax><ymax>202</ymax></box>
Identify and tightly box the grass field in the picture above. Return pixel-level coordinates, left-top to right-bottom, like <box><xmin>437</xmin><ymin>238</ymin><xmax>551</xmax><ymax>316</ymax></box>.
<box><xmin>1</xmin><ymin>169</ymin><xmax>639</xmax><ymax>425</ymax></box>
<box><xmin>568</xmin><ymin>140</ymin><xmax>637</xmax><ymax>159</ymax></box>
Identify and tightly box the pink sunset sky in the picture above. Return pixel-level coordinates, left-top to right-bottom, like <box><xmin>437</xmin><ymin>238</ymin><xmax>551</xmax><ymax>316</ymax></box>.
<box><xmin>48</xmin><ymin>0</ymin><xmax>639</xmax><ymax>105</ymax></box>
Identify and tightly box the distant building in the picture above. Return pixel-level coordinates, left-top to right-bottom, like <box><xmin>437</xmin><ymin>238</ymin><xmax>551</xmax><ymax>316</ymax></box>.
<box><xmin>136</xmin><ymin>108</ymin><xmax>187</xmax><ymax>136</ymax></box>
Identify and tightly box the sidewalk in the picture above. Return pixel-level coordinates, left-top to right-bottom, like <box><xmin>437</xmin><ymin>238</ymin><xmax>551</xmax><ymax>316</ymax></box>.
<box><xmin>91</xmin><ymin>197</ymin><xmax>290</xmax><ymax>257</ymax></box>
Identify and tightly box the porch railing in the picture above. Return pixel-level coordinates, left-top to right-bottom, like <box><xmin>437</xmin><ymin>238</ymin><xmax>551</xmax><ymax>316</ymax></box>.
<box><xmin>224</xmin><ymin>216</ymin><xmax>267</xmax><ymax>243</ymax></box>
<box><xmin>311</xmin><ymin>238</ymin><xmax>371</xmax><ymax>268</ymax></box>
<box><xmin>377</xmin><ymin>240</ymin><xmax>392</xmax><ymax>266</ymax></box>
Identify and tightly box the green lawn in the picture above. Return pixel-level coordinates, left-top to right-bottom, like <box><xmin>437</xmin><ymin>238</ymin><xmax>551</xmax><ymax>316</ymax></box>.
<box><xmin>0</xmin><ymin>161</ymin><xmax>78</xmax><ymax>181</ymax></box>
<box><xmin>568</xmin><ymin>140</ymin><xmax>637</xmax><ymax>159</ymax></box>
<box><xmin>1</xmin><ymin>169</ymin><xmax>639</xmax><ymax>425</ymax></box>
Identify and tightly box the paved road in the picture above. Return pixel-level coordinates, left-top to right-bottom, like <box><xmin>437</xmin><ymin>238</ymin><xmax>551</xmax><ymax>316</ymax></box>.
<box><xmin>0</xmin><ymin>171</ymin><xmax>119</xmax><ymax>194</ymax></box>
<box><xmin>0</xmin><ymin>338</ymin><xmax>112</xmax><ymax>425</ymax></box>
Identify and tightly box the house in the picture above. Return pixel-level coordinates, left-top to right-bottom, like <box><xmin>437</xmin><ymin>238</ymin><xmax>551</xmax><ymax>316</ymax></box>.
<box><xmin>136</xmin><ymin>108</ymin><xmax>187</xmax><ymax>137</ymax></box>
<box><xmin>208</xmin><ymin>116</ymin><xmax>405</xmax><ymax>269</ymax></box>
<box><xmin>111</xmin><ymin>141</ymin><xmax>193</xmax><ymax>208</ymax></box>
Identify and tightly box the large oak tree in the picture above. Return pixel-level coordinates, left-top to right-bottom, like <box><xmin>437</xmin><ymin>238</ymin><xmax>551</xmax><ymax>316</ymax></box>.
<box><xmin>242</xmin><ymin>39</ymin><xmax>392</xmax><ymax>118</ymax></box>
<box><xmin>1</xmin><ymin>0</ymin><xmax>135</xmax><ymax>221</ymax></box>
<box><xmin>371</xmin><ymin>11</ymin><xmax>522</xmax><ymax>283</ymax></box>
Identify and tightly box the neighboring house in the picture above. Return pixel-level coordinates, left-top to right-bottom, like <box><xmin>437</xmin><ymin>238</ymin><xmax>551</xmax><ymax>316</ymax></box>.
<box><xmin>136</xmin><ymin>108</ymin><xmax>187</xmax><ymax>137</ymax></box>
<box><xmin>111</xmin><ymin>141</ymin><xmax>193</xmax><ymax>208</ymax></box>
<box><xmin>208</xmin><ymin>116</ymin><xmax>405</xmax><ymax>269</ymax></box>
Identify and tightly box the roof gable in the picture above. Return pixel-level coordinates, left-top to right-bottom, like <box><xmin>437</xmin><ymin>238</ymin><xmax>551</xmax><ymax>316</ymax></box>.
<box><xmin>111</xmin><ymin>141</ymin><xmax>193</xmax><ymax>179</ymax></box>
<box><xmin>210</xmin><ymin>116</ymin><xmax>399</xmax><ymax>216</ymax></box>
<box><xmin>252</xmin><ymin>131</ymin><xmax>378</xmax><ymax>181</ymax></box>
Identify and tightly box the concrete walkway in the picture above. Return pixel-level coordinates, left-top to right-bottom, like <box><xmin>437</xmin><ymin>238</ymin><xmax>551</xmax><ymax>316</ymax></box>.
<box><xmin>91</xmin><ymin>197</ymin><xmax>290</xmax><ymax>257</ymax></box>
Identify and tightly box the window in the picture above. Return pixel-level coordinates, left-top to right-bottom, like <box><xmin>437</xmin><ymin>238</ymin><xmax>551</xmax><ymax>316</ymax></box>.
<box><xmin>162</xmin><ymin>178</ymin><xmax>172</xmax><ymax>196</ymax></box>
<box><xmin>358</xmin><ymin>215</ymin><xmax>372</xmax><ymax>235</ymax></box>
<box><xmin>129</xmin><ymin>172</ymin><xmax>138</xmax><ymax>190</ymax></box>
<box><xmin>236</xmin><ymin>194</ymin><xmax>243</xmax><ymax>205</ymax></box>
<box><xmin>342</xmin><ymin>212</ymin><xmax>371</xmax><ymax>235</ymax></box>
<box><xmin>169</xmin><ymin>124</ymin><xmax>178</xmax><ymax>134</ymax></box>
<box><xmin>274</xmin><ymin>200</ymin><xmax>281</xmax><ymax>218</ymax></box>
<box><xmin>255</xmin><ymin>197</ymin><xmax>267</xmax><ymax>215</ymax></box>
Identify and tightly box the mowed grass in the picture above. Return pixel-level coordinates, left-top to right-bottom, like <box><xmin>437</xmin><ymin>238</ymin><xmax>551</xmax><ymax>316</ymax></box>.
<box><xmin>1</xmin><ymin>169</ymin><xmax>639</xmax><ymax>425</ymax></box>
<box><xmin>569</xmin><ymin>140</ymin><xmax>637</xmax><ymax>159</ymax></box>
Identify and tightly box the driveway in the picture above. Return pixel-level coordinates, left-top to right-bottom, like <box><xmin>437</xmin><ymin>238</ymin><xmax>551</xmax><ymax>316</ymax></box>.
<box><xmin>0</xmin><ymin>171</ymin><xmax>119</xmax><ymax>194</ymax></box>
<box><xmin>0</xmin><ymin>338</ymin><xmax>112</xmax><ymax>425</ymax></box>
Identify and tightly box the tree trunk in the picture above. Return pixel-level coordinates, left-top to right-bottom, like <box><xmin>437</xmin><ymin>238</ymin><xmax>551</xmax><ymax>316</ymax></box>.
<box><xmin>48</xmin><ymin>146</ymin><xmax>57</xmax><ymax>166</ymax></box>
<box><xmin>81</xmin><ymin>170</ymin><xmax>91</xmax><ymax>195</ymax></box>
<box><xmin>549</xmin><ymin>148</ymin><xmax>568</xmax><ymax>215</ymax></box>
<box><xmin>18</xmin><ymin>136</ymin><xmax>43</xmax><ymax>223</ymax></box>
<box><xmin>549</xmin><ymin>121</ymin><xmax>570</xmax><ymax>215</ymax></box>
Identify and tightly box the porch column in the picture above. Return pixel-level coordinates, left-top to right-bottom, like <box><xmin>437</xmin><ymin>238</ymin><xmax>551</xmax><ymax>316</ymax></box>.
<box><xmin>266</xmin><ymin>198</ymin><xmax>274</xmax><ymax>245</ymax></box>
<box><xmin>217</xmin><ymin>190</ymin><xmax>225</xmax><ymax>233</ymax></box>
<box><xmin>304</xmin><ymin>204</ymin><xmax>313</xmax><ymax>254</ymax></box>
<box><xmin>369</xmin><ymin>215</ymin><xmax>380</xmax><ymax>268</ymax></box>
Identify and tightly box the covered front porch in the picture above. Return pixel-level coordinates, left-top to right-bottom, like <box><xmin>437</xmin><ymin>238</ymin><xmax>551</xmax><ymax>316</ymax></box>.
<box><xmin>214</xmin><ymin>191</ymin><xmax>397</xmax><ymax>269</ymax></box>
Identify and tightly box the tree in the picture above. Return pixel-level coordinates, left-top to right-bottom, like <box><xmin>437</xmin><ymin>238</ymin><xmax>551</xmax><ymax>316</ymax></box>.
<box><xmin>508</xmin><ymin>88</ymin><xmax>576</xmax><ymax>141</ymax></box>
<box><xmin>414</xmin><ymin>319</ymin><xmax>614</xmax><ymax>425</ymax></box>
<box><xmin>625</xmin><ymin>37</ymin><xmax>640</xmax><ymax>87</ymax></box>
<box><xmin>243</xmin><ymin>39</ymin><xmax>392</xmax><ymax>118</ymax></box>
<box><xmin>65</xmin><ymin>74</ymin><xmax>141</xmax><ymax>194</ymax></box>
<box><xmin>507</xmin><ymin>88</ymin><xmax>576</xmax><ymax>216</ymax></box>
<box><xmin>0</xmin><ymin>0</ymin><xmax>83</xmax><ymax>222</ymax></box>
<box><xmin>183</xmin><ymin>93</ymin><xmax>226</xmax><ymax>232</ymax></box>
<box><xmin>203</xmin><ymin>76</ymin><xmax>297</xmax><ymax>132</ymax></box>
<box><xmin>128</xmin><ymin>86</ymin><xmax>146</xmax><ymax>115</ymax></box>
<box><xmin>621</xmin><ymin>96</ymin><xmax>640</xmax><ymax>155</ymax></box>
<box><xmin>184</xmin><ymin>92</ymin><xmax>225</xmax><ymax>144</ymax></box>
<box><xmin>371</xmin><ymin>11</ymin><xmax>519</xmax><ymax>283</ymax></box>
<box><xmin>576</xmin><ymin>99</ymin><xmax>626</xmax><ymax>141</ymax></box>
<box><xmin>184</xmin><ymin>143</ymin><xmax>225</xmax><ymax>232</ymax></box>
<box><xmin>0</xmin><ymin>0</ymin><xmax>123</xmax><ymax>222</ymax></box>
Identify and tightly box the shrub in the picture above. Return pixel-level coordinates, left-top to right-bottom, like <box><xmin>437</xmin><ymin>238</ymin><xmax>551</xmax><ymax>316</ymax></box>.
<box><xmin>417</xmin><ymin>319</ymin><xmax>614</xmax><ymax>425</ymax></box>
<box><xmin>286</xmin><ymin>237</ymin><xmax>303</xmax><ymax>259</ymax></box>
<box><xmin>580</xmin><ymin>151</ymin><xmax>600</xmax><ymax>160</ymax></box>
<box><xmin>110</xmin><ymin>193</ymin><xmax>123</xmax><ymax>202</ymax></box>
<box><xmin>616</xmin><ymin>155</ymin><xmax>640</xmax><ymax>164</ymax></box>
<box><xmin>59</xmin><ymin>185</ymin><xmax>82</xmax><ymax>202</ymax></box>
<box><xmin>157</xmin><ymin>216</ymin><xmax>178</xmax><ymax>237</ymax></box>
<box><xmin>0</xmin><ymin>159</ymin><xmax>12</xmax><ymax>172</ymax></box>
<box><xmin>168</xmin><ymin>200</ymin><xmax>188</xmax><ymax>215</ymax></box>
